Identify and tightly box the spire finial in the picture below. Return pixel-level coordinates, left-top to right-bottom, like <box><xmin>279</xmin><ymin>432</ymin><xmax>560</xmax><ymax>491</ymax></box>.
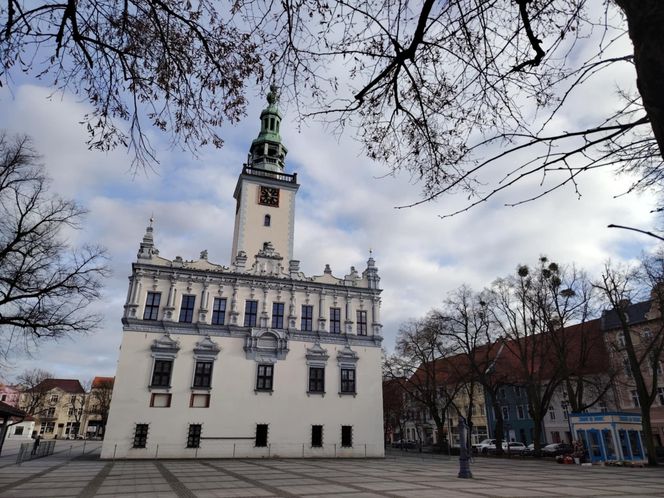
<box><xmin>149</xmin><ymin>214</ymin><xmax>154</xmax><ymax>228</ymax></box>
<box><xmin>267</xmin><ymin>84</ymin><xmax>279</xmax><ymax>106</ymax></box>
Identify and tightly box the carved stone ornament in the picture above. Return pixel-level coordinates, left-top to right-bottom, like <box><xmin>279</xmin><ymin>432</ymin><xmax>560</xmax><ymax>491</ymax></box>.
<box><xmin>193</xmin><ymin>335</ymin><xmax>221</xmax><ymax>360</ymax></box>
<box><xmin>305</xmin><ymin>341</ymin><xmax>329</xmax><ymax>367</ymax></box>
<box><xmin>151</xmin><ymin>333</ymin><xmax>180</xmax><ymax>359</ymax></box>
<box><xmin>244</xmin><ymin>328</ymin><xmax>289</xmax><ymax>362</ymax></box>
<box><xmin>337</xmin><ymin>344</ymin><xmax>359</xmax><ymax>367</ymax></box>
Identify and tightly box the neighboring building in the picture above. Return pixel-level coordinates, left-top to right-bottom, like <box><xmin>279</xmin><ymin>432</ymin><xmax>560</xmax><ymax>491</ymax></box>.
<box><xmin>0</xmin><ymin>385</ymin><xmax>20</xmax><ymax>407</ymax></box>
<box><xmin>19</xmin><ymin>379</ymin><xmax>86</xmax><ymax>438</ymax></box>
<box><xmin>486</xmin><ymin>384</ymin><xmax>535</xmax><ymax>444</ymax></box>
<box><xmin>601</xmin><ymin>298</ymin><xmax>664</xmax><ymax>446</ymax></box>
<box><xmin>101</xmin><ymin>89</ymin><xmax>384</xmax><ymax>459</ymax></box>
<box><xmin>85</xmin><ymin>377</ymin><xmax>114</xmax><ymax>439</ymax></box>
<box><xmin>4</xmin><ymin>416</ymin><xmax>35</xmax><ymax>441</ymax></box>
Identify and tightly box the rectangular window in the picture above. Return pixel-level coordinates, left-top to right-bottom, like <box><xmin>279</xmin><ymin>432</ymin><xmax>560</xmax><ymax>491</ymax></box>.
<box><xmin>255</xmin><ymin>424</ymin><xmax>268</xmax><ymax>447</ymax></box>
<box><xmin>312</xmin><ymin>425</ymin><xmax>323</xmax><ymax>447</ymax></box>
<box><xmin>244</xmin><ymin>300</ymin><xmax>258</xmax><ymax>327</ymax></box>
<box><xmin>187</xmin><ymin>424</ymin><xmax>202</xmax><ymax>448</ymax></box>
<box><xmin>133</xmin><ymin>424</ymin><xmax>148</xmax><ymax>448</ymax></box>
<box><xmin>179</xmin><ymin>295</ymin><xmax>196</xmax><ymax>323</ymax></box>
<box><xmin>211</xmin><ymin>298</ymin><xmax>227</xmax><ymax>325</ymax></box>
<box><xmin>514</xmin><ymin>386</ymin><xmax>521</xmax><ymax>397</ymax></box>
<box><xmin>256</xmin><ymin>364</ymin><xmax>274</xmax><ymax>391</ymax></box>
<box><xmin>45</xmin><ymin>407</ymin><xmax>56</xmax><ymax>418</ymax></box>
<box><xmin>356</xmin><ymin>310</ymin><xmax>367</xmax><ymax>335</ymax></box>
<box><xmin>341</xmin><ymin>425</ymin><xmax>353</xmax><ymax>447</ymax></box>
<box><xmin>309</xmin><ymin>367</ymin><xmax>325</xmax><ymax>393</ymax></box>
<box><xmin>632</xmin><ymin>390</ymin><xmax>640</xmax><ymax>407</ymax></box>
<box><xmin>193</xmin><ymin>361</ymin><xmax>213</xmax><ymax>388</ymax></box>
<box><xmin>190</xmin><ymin>393</ymin><xmax>210</xmax><ymax>408</ymax></box>
<box><xmin>151</xmin><ymin>359</ymin><xmax>173</xmax><ymax>387</ymax></box>
<box><xmin>143</xmin><ymin>292</ymin><xmax>161</xmax><ymax>320</ymax></box>
<box><xmin>658</xmin><ymin>387</ymin><xmax>664</xmax><ymax>406</ymax></box>
<box><xmin>330</xmin><ymin>307</ymin><xmax>341</xmax><ymax>333</ymax></box>
<box><xmin>149</xmin><ymin>393</ymin><xmax>172</xmax><ymax>407</ymax></box>
<box><xmin>67</xmin><ymin>408</ymin><xmax>74</xmax><ymax>417</ymax></box>
<box><xmin>272</xmin><ymin>302</ymin><xmax>285</xmax><ymax>329</ymax></box>
<box><xmin>340</xmin><ymin>368</ymin><xmax>356</xmax><ymax>394</ymax></box>
<box><xmin>549</xmin><ymin>406</ymin><xmax>556</xmax><ymax>420</ymax></box>
<box><xmin>517</xmin><ymin>405</ymin><xmax>525</xmax><ymax>420</ymax></box>
<box><xmin>501</xmin><ymin>406</ymin><xmax>509</xmax><ymax>420</ymax></box>
<box><xmin>14</xmin><ymin>426</ymin><xmax>24</xmax><ymax>436</ymax></box>
<box><xmin>50</xmin><ymin>394</ymin><xmax>59</xmax><ymax>403</ymax></box>
<box><xmin>624</xmin><ymin>357</ymin><xmax>632</xmax><ymax>377</ymax></box>
<box><xmin>301</xmin><ymin>305</ymin><xmax>313</xmax><ymax>331</ymax></box>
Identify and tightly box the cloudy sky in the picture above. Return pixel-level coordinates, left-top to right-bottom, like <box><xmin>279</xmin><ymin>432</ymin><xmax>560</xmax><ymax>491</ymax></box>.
<box><xmin>0</xmin><ymin>22</ymin><xmax>659</xmax><ymax>383</ymax></box>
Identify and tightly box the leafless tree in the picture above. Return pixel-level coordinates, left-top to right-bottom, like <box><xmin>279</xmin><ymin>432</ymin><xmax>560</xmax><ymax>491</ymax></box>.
<box><xmin>382</xmin><ymin>377</ymin><xmax>408</xmax><ymax>445</ymax></box>
<box><xmin>0</xmin><ymin>133</ymin><xmax>108</xmax><ymax>364</ymax></box>
<box><xmin>87</xmin><ymin>378</ymin><xmax>114</xmax><ymax>437</ymax></box>
<box><xmin>433</xmin><ymin>286</ymin><xmax>509</xmax><ymax>454</ymax></box>
<box><xmin>236</xmin><ymin>0</ymin><xmax>664</xmax><ymax>214</ymax></box>
<box><xmin>595</xmin><ymin>255</ymin><xmax>664</xmax><ymax>466</ymax></box>
<box><xmin>15</xmin><ymin>368</ymin><xmax>53</xmax><ymax>417</ymax></box>
<box><xmin>487</xmin><ymin>257</ymin><xmax>598</xmax><ymax>453</ymax></box>
<box><xmin>1</xmin><ymin>1</ymin><xmax>261</xmax><ymax>169</ymax></box>
<box><xmin>383</xmin><ymin>317</ymin><xmax>466</xmax><ymax>450</ymax></box>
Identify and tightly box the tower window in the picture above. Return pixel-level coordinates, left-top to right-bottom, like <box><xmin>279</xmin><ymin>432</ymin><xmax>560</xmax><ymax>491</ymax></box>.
<box><xmin>179</xmin><ymin>295</ymin><xmax>196</xmax><ymax>323</ymax></box>
<box><xmin>244</xmin><ymin>300</ymin><xmax>258</xmax><ymax>327</ymax></box>
<box><xmin>264</xmin><ymin>214</ymin><xmax>271</xmax><ymax>227</ymax></box>
<box><xmin>270</xmin><ymin>117</ymin><xmax>275</xmax><ymax>130</ymax></box>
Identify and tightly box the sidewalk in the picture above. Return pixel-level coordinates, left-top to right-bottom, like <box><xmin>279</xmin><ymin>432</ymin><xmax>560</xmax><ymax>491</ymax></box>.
<box><xmin>0</xmin><ymin>444</ymin><xmax>662</xmax><ymax>497</ymax></box>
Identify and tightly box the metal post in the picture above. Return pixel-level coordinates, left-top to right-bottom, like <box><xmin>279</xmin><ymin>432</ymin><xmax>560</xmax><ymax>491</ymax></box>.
<box><xmin>334</xmin><ymin>443</ymin><xmax>337</xmax><ymax>458</ymax></box>
<box><xmin>268</xmin><ymin>443</ymin><xmax>271</xmax><ymax>458</ymax></box>
<box><xmin>83</xmin><ymin>440</ymin><xmax>87</xmax><ymax>454</ymax></box>
<box><xmin>365</xmin><ymin>444</ymin><xmax>367</xmax><ymax>457</ymax></box>
<box><xmin>155</xmin><ymin>444</ymin><xmax>159</xmax><ymax>458</ymax></box>
<box><xmin>302</xmin><ymin>443</ymin><xmax>305</xmax><ymax>458</ymax></box>
<box><xmin>113</xmin><ymin>444</ymin><xmax>117</xmax><ymax>460</ymax></box>
<box><xmin>195</xmin><ymin>447</ymin><xmax>199</xmax><ymax>459</ymax></box>
<box><xmin>233</xmin><ymin>443</ymin><xmax>236</xmax><ymax>458</ymax></box>
<box><xmin>458</xmin><ymin>417</ymin><xmax>473</xmax><ymax>479</ymax></box>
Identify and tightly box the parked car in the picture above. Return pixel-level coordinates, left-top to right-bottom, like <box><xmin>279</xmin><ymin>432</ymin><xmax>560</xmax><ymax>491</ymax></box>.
<box><xmin>542</xmin><ymin>443</ymin><xmax>573</xmax><ymax>456</ymax></box>
<box><xmin>485</xmin><ymin>441</ymin><xmax>527</xmax><ymax>455</ymax></box>
<box><xmin>473</xmin><ymin>438</ymin><xmax>496</xmax><ymax>454</ymax></box>
<box><xmin>521</xmin><ymin>442</ymin><xmax>548</xmax><ymax>456</ymax></box>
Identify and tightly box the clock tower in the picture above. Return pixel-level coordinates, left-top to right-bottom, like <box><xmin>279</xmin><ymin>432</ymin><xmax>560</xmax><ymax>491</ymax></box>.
<box><xmin>231</xmin><ymin>86</ymin><xmax>300</xmax><ymax>264</ymax></box>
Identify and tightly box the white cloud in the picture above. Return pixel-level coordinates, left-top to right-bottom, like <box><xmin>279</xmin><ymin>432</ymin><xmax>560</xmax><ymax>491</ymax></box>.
<box><xmin>0</xmin><ymin>47</ymin><xmax>659</xmax><ymax>383</ymax></box>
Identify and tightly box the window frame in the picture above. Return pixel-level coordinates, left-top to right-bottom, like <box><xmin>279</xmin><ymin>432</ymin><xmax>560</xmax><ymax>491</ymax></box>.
<box><xmin>193</xmin><ymin>360</ymin><xmax>213</xmax><ymax>389</ymax></box>
<box><xmin>356</xmin><ymin>310</ymin><xmax>367</xmax><ymax>335</ymax></box>
<box><xmin>211</xmin><ymin>297</ymin><xmax>227</xmax><ymax>325</ymax></box>
<box><xmin>311</xmin><ymin>425</ymin><xmax>323</xmax><ymax>448</ymax></box>
<box><xmin>143</xmin><ymin>291</ymin><xmax>161</xmax><ymax>321</ymax></box>
<box><xmin>272</xmin><ymin>302</ymin><xmax>285</xmax><ymax>329</ymax></box>
<box><xmin>256</xmin><ymin>364</ymin><xmax>274</xmax><ymax>391</ymax></box>
<box><xmin>301</xmin><ymin>305</ymin><xmax>313</xmax><ymax>332</ymax></box>
<box><xmin>330</xmin><ymin>307</ymin><xmax>341</xmax><ymax>333</ymax></box>
<box><xmin>255</xmin><ymin>424</ymin><xmax>268</xmax><ymax>447</ymax></box>
<box><xmin>187</xmin><ymin>424</ymin><xmax>202</xmax><ymax>448</ymax></box>
<box><xmin>341</xmin><ymin>425</ymin><xmax>353</xmax><ymax>448</ymax></box>
<box><xmin>133</xmin><ymin>424</ymin><xmax>149</xmax><ymax>448</ymax></box>
<box><xmin>179</xmin><ymin>295</ymin><xmax>196</xmax><ymax>323</ymax></box>
<box><xmin>244</xmin><ymin>300</ymin><xmax>258</xmax><ymax>327</ymax></box>
<box><xmin>308</xmin><ymin>367</ymin><xmax>325</xmax><ymax>394</ymax></box>
<box><xmin>151</xmin><ymin>359</ymin><xmax>173</xmax><ymax>388</ymax></box>
<box><xmin>264</xmin><ymin>214</ymin><xmax>271</xmax><ymax>227</ymax></box>
<box><xmin>340</xmin><ymin>368</ymin><xmax>356</xmax><ymax>394</ymax></box>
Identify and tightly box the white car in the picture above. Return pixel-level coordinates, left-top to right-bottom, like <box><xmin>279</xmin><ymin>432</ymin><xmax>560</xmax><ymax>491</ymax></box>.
<box><xmin>485</xmin><ymin>441</ymin><xmax>527</xmax><ymax>454</ymax></box>
<box><xmin>473</xmin><ymin>438</ymin><xmax>496</xmax><ymax>454</ymax></box>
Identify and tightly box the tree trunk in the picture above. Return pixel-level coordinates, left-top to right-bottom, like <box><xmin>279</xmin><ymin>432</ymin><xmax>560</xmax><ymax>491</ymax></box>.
<box><xmin>641</xmin><ymin>402</ymin><xmax>658</xmax><ymax>466</ymax></box>
<box><xmin>617</xmin><ymin>0</ymin><xmax>664</xmax><ymax>160</ymax></box>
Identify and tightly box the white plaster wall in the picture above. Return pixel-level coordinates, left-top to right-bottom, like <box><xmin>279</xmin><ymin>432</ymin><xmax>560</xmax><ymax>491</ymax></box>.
<box><xmin>101</xmin><ymin>330</ymin><xmax>384</xmax><ymax>459</ymax></box>
<box><xmin>232</xmin><ymin>180</ymin><xmax>296</xmax><ymax>262</ymax></box>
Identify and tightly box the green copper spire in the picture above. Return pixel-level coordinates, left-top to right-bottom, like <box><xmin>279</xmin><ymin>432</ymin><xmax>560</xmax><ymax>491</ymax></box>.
<box><xmin>249</xmin><ymin>84</ymin><xmax>288</xmax><ymax>172</ymax></box>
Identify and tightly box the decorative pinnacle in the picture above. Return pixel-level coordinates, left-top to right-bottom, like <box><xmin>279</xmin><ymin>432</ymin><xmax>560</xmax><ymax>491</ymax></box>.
<box><xmin>267</xmin><ymin>84</ymin><xmax>279</xmax><ymax>105</ymax></box>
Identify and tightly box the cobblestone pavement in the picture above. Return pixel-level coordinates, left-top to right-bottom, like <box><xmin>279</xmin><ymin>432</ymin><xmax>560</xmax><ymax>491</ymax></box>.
<box><xmin>0</xmin><ymin>442</ymin><xmax>663</xmax><ymax>497</ymax></box>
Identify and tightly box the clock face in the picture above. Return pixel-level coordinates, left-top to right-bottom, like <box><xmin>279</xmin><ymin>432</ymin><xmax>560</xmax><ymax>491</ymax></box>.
<box><xmin>258</xmin><ymin>186</ymin><xmax>280</xmax><ymax>207</ymax></box>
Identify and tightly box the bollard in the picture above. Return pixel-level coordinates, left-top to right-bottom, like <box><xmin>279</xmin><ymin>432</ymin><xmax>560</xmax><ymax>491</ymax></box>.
<box><xmin>457</xmin><ymin>417</ymin><xmax>473</xmax><ymax>479</ymax></box>
<box><xmin>268</xmin><ymin>443</ymin><xmax>271</xmax><ymax>458</ymax></box>
<box><xmin>83</xmin><ymin>440</ymin><xmax>87</xmax><ymax>454</ymax></box>
<box><xmin>233</xmin><ymin>443</ymin><xmax>236</xmax><ymax>458</ymax></box>
<box><xmin>334</xmin><ymin>444</ymin><xmax>337</xmax><ymax>458</ymax></box>
<box><xmin>113</xmin><ymin>444</ymin><xmax>117</xmax><ymax>460</ymax></box>
<box><xmin>302</xmin><ymin>443</ymin><xmax>305</xmax><ymax>458</ymax></box>
<box><xmin>365</xmin><ymin>444</ymin><xmax>367</xmax><ymax>457</ymax></box>
<box><xmin>195</xmin><ymin>446</ymin><xmax>199</xmax><ymax>459</ymax></box>
<box><xmin>155</xmin><ymin>444</ymin><xmax>159</xmax><ymax>458</ymax></box>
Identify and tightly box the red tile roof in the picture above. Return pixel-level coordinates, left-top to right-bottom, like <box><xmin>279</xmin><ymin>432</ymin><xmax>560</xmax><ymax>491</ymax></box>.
<box><xmin>33</xmin><ymin>379</ymin><xmax>85</xmax><ymax>394</ymax></box>
<box><xmin>91</xmin><ymin>377</ymin><xmax>114</xmax><ymax>389</ymax></box>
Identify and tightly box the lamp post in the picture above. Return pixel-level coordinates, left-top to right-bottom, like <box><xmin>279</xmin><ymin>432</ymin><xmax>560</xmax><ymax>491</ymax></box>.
<box><xmin>458</xmin><ymin>416</ymin><xmax>473</xmax><ymax>478</ymax></box>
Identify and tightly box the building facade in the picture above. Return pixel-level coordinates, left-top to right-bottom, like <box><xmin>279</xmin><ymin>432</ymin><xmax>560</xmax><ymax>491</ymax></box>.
<box><xmin>19</xmin><ymin>379</ymin><xmax>86</xmax><ymax>439</ymax></box>
<box><xmin>101</xmin><ymin>89</ymin><xmax>385</xmax><ymax>459</ymax></box>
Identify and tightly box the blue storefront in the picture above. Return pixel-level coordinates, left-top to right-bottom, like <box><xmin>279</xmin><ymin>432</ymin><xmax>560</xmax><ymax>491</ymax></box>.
<box><xmin>570</xmin><ymin>412</ymin><xmax>646</xmax><ymax>463</ymax></box>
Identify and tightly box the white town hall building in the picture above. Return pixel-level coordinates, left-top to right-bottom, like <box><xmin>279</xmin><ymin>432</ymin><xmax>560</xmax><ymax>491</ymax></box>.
<box><xmin>101</xmin><ymin>88</ymin><xmax>385</xmax><ymax>459</ymax></box>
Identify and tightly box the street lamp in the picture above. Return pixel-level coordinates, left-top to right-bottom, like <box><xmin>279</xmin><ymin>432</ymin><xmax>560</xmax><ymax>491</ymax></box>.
<box><xmin>458</xmin><ymin>416</ymin><xmax>473</xmax><ymax>478</ymax></box>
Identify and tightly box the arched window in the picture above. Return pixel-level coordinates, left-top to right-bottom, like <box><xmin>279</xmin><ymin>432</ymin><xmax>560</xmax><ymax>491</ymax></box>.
<box><xmin>264</xmin><ymin>214</ymin><xmax>271</xmax><ymax>227</ymax></box>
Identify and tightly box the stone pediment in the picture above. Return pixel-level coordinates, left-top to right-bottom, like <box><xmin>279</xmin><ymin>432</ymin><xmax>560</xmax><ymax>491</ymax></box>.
<box><xmin>193</xmin><ymin>335</ymin><xmax>221</xmax><ymax>359</ymax></box>
<box><xmin>244</xmin><ymin>328</ymin><xmax>289</xmax><ymax>362</ymax></box>
<box><xmin>337</xmin><ymin>344</ymin><xmax>359</xmax><ymax>367</ymax></box>
<box><xmin>151</xmin><ymin>333</ymin><xmax>180</xmax><ymax>359</ymax></box>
